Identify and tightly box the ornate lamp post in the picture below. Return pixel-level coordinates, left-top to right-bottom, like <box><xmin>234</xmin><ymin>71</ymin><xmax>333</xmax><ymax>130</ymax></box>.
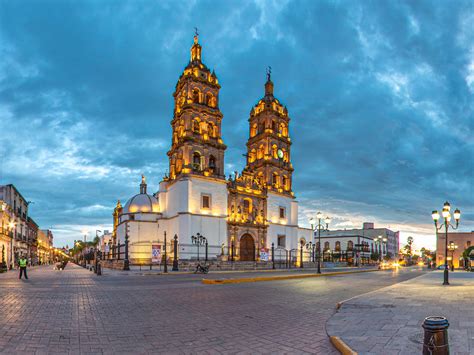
<box><xmin>7</xmin><ymin>221</ymin><xmax>16</xmax><ymax>269</ymax></box>
<box><xmin>191</xmin><ymin>233</ymin><xmax>207</xmax><ymax>261</ymax></box>
<box><xmin>432</xmin><ymin>201</ymin><xmax>461</xmax><ymax>285</ymax></box>
<box><xmin>310</xmin><ymin>212</ymin><xmax>331</xmax><ymax>274</ymax></box>
<box><xmin>373</xmin><ymin>236</ymin><xmax>388</xmax><ymax>263</ymax></box>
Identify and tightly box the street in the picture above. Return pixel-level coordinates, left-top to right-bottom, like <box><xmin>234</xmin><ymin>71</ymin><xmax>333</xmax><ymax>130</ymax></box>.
<box><xmin>0</xmin><ymin>265</ymin><xmax>427</xmax><ymax>354</ymax></box>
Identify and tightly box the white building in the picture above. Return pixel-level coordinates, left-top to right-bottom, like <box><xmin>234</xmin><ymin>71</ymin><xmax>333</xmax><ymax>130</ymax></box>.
<box><xmin>113</xmin><ymin>34</ymin><xmax>312</xmax><ymax>264</ymax></box>
<box><xmin>318</xmin><ymin>222</ymin><xmax>400</xmax><ymax>263</ymax></box>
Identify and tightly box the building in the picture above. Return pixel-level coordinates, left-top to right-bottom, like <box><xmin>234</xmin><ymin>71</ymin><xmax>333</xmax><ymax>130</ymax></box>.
<box><xmin>436</xmin><ymin>231</ymin><xmax>473</xmax><ymax>269</ymax></box>
<box><xmin>114</xmin><ymin>33</ymin><xmax>312</xmax><ymax>264</ymax></box>
<box><xmin>37</xmin><ymin>229</ymin><xmax>53</xmax><ymax>264</ymax></box>
<box><xmin>318</xmin><ymin>222</ymin><xmax>400</xmax><ymax>264</ymax></box>
<box><xmin>0</xmin><ymin>200</ymin><xmax>14</xmax><ymax>269</ymax></box>
<box><xmin>0</xmin><ymin>184</ymin><xmax>34</xmax><ymax>267</ymax></box>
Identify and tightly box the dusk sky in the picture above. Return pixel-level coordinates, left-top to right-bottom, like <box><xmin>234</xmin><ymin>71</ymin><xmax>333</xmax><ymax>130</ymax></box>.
<box><xmin>0</xmin><ymin>0</ymin><xmax>472</xmax><ymax>250</ymax></box>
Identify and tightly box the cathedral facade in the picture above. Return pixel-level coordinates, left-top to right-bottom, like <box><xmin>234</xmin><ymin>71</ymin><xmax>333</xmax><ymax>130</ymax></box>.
<box><xmin>114</xmin><ymin>34</ymin><xmax>312</xmax><ymax>263</ymax></box>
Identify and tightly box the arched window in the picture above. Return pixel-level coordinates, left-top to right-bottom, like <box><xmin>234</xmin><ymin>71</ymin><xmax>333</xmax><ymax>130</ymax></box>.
<box><xmin>272</xmin><ymin>172</ymin><xmax>279</xmax><ymax>188</ymax></box>
<box><xmin>193</xmin><ymin>119</ymin><xmax>200</xmax><ymax>133</ymax></box>
<box><xmin>250</xmin><ymin>123</ymin><xmax>257</xmax><ymax>137</ymax></box>
<box><xmin>282</xmin><ymin>175</ymin><xmax>288</xmax><ymax>190</ymax></box>
<box><xmin>243</xmin><ymin>199</ymin><xmax>252</xmax><ymax>214</ymax></box>
<box><xmin>257</xmin><ymin>145</ymin><xmax>264</xmax><ymax>159</ymax></box>
<box><xmin>208</xmin><ymin>122</ymin><xmax>214</xmax><ymax>137</ymax></box>
<box><xmin>209</xmin><ymin>155</ymin><xmax>216</xmax><ymax>170</ymax></box>
<box><xmin>249</xmin><ymin>149</ymin><xmax>256</xmax><ymax>163</ymax></box>
<box><xmin>206</xmin><ymin>93</ymin><xmax>213</xmax><ymax>107</ymax></box>
<box><xmin>272</xmin><ymin>144</ymin><xmax>278</xmax><ymax>159</ymax></box>
<box><xmin>257</xmin><ymin>172</ymin><xmax>264</xmax><ymax>185</ymax></box>
<box><xmin>193</xmin><ymin>152</ymin><xmax>201</xmax><ymax>170</ymax></box>
<box><xmin>324</xmin><ymin>241</ymin><xmax>330</xmax><ymax>251</ymax></box>
<box><xmin>282</xmin><ymin>148</ymin><xmax>288</xmax><ymax>162</ymax></box>
<box><xmin>335</xmin><ymin>241</ymin><xmax>341</xmax><ymax>251</ymax></box>
<box><xmin>279</xmin><ymin>123</ymin><xmax>288</xmax><ymax>137</ymax></box>
<box><xmin>347</xmin><ymin>241</ymin><xmax>353</xmax><ymax>251</ymax></box>
<box><xmin>272</xmin><ymin>120</ymin><xmax>277</xmax><ymax>132</ymax></box>
<box><xmin>258</xmin><ymin>122</ymin><xmax>264</xmax><ymax>134</ymax></box>
<box><xmin>193</xmin><ymin>89</ymin><xmax>200</xmax><ymax>103</ymax></box>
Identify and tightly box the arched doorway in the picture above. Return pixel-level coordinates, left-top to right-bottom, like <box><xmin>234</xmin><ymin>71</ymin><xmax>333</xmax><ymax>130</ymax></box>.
<box><xmin>240</xmin><ymin>234</ymin><xmax>255</xmax><ymax>261</ymax></box>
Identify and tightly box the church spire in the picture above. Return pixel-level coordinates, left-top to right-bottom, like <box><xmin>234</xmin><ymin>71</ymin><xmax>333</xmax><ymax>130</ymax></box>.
<box><xmin>140</xmin><ymin>175</ymin><xmax>147</xmax><ymax>194</ymax></box>
<box><xmin>190</xmin><ymin>27</ymin><xmax>202</xmax><ymax>62</ymax></box>
<box><xmin>265</xmin><ymin>66</ymin><xmax>274</xmax><ymax>97</ymax></box>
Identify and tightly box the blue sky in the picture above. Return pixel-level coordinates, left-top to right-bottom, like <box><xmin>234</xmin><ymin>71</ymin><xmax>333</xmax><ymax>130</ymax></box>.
<box><xmin>0</xmin><ymin>0</ymin><xmax>472</xmax><ymax>250</ymax></box>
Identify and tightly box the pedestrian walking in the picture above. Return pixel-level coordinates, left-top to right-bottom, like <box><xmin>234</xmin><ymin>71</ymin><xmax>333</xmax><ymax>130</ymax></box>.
<box><xmin>18</xmin><ymin>255</ymin><xmax>28</xmax><ymax>279</ymax></box>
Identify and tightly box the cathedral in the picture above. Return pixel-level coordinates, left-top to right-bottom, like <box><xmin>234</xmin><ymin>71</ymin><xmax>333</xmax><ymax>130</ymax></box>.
<box><xmin>112</xmin><ymin>33</ymin><xmax>312</xmax><ymax>263</ymax></box>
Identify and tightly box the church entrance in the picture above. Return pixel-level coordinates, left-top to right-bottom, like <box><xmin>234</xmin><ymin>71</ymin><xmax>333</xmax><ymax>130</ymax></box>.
<box><xmin>239</xmin><ymin>234</ymin><xmax>255</xmax><ymax>261</ymax></box>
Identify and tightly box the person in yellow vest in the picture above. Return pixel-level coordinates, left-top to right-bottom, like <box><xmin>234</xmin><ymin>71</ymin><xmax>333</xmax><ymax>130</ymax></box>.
<box><xmin>18</xmin><ymin>255</ymin><xmax>28</xmax><ymax>279</ymax></box>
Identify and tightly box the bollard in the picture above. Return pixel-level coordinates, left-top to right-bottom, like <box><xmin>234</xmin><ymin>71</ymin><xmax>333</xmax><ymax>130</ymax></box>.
<box><xmin>422</xmin><ymin>316</ymin><xmax>449</xmax><ymax>354</ymax></box>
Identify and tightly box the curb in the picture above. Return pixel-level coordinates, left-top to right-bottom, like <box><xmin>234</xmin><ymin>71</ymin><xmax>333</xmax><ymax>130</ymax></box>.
<box><xmin>330</xmin><ymin>336</ymin><xmax>357</xmax><ymax>355</ymax></box>
<box><xmin>202</xmin><ymin>269</ymin><xmax>379</xmax><ymax>284</ymax></box>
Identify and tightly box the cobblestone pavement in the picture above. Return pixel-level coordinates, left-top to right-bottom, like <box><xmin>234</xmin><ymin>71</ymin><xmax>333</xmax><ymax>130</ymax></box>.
<box><xmin>326</xmin><ymin>271</ymin><xmax>474</xmax><ymax>354</ymax></box>
<box><xmin>0</xmin><ymin>264</ymin><xmax>426</xmax><ymax>354</ymax></box>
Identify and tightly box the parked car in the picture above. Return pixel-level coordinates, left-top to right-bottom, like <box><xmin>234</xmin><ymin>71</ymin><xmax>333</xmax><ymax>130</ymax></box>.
<box><xmin>437</xmin><ymin>264</ymin><xmax>448</xmax><ymax>270</ymax></box>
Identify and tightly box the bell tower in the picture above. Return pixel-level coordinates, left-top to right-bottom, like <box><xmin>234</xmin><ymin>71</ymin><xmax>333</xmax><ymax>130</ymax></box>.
<box><xmin>167</xmin><ymin>31</ymin><xmax>226</xmax><ymax>181</ymax></box>
<box><xmin>244</xmin><ymin>70</ymin><xmax>293</xmax><ymax>196</ymax></box>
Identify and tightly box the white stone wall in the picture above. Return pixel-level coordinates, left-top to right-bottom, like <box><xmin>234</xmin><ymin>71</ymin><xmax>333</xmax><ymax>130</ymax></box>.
<box><xmin>266</xmin><ymin>192</ymin><xmax>297</xmax><ymax>225</ymax></box>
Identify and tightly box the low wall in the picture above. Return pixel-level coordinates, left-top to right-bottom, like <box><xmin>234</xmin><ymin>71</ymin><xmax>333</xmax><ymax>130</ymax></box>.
<box><xmin>101</xmin><ymin>260</ymin><xmax>128</xmax><ymax>270</ymax></box>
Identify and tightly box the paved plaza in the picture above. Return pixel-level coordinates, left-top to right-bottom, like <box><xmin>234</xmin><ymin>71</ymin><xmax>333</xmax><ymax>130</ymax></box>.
<box><xmin>327</xmin><ymin>271</ymin><xmax>474</xmax><ymax>354</ymax></box>
<box><xmin>0</xmin><ymin>264</ymin><xmax>426</xmax><ymax>354</ymax></box>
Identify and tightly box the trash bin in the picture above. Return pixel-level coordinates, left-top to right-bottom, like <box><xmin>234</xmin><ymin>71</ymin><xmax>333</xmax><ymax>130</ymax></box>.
<box><xmin>422</xmin><ymin>316</ymin><xmax>449</xmax><ymax>354</ymax></box>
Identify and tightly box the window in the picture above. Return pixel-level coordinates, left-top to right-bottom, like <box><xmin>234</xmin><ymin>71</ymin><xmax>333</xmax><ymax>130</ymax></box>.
<box><xmin>193</xmin><ymin>152</ymin><xmax>201</xmax><ymax>170</ymax></box>
<box><xmin>335</xmin><ymin>241</ymin><xmax>341</xmax><ymax>251</ymax></box>
<box><xmin>193</xmin><ymin>119</ymin><xmax>200</xmax><ymax>133</ymax></box>
<box><xmin>272</xmin><ymin>120</ymin><xmax>277</xmax><ymax>132</ymax></box>
<box><xmin>324</xmin><ymin>241</ymin><xmax>330</xmax><ymax>251</ymax></box>
<box><xmin>209</xmin><ymin>155</ymin><xmax>216</xmax><ymax>169</ymax></box>
<box><xmin>193</xmin><ymin>89</ymin><xmax>200</xmax><ymax>103</ymax></box>
<box><xmin>273</xmin><ymin>173</ymin><xmax>279</xmax><ymax>188</ymax></box>
<box><xmin>279</xmin><ymin>207</ymin><xmax>286</xmax><ymax>219</ymax></box>
<box><xmin>243</xmin><ymin>199</ymin><xmax>251</xmax><ymax>214</ymax></box>
<box><xmin>201</xmin><ymin>194</ymin><xmax>211</xmax><ymax>209</ymax></box>
<box><xmin>278</xmin><ymin>235</ymin><xmax>286</xmax><ymax>248</ymax></box>
<box><xmin>282</xmin><ymin>175</ymin><xmax>288</xmax><ymax>190</ymax></box>
<box><xmin>250</xmin><ymin>123</ymin><xmax>257</xmax><ymax>137</ymax></box>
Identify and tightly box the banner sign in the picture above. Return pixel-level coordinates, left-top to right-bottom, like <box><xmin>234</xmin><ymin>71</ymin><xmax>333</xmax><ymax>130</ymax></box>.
<box><xmin>152</xmin><ymin>245</ymin><xmax>162</xmax><ymax>263</ymax></box>
<box><xmin>260</xmin><ymin>248</ymin><xmax>269</xmax><ymax>261</ymax></box>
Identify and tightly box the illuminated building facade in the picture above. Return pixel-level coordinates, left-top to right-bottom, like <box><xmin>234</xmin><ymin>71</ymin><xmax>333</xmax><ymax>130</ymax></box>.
<box><xmin>116</xmin><ymin>34</ymin><xmax>311</xmax><ymax>263</ymax></box>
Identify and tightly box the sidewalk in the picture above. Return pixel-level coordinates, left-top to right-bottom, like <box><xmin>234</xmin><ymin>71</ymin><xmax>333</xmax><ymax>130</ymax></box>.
<box><xmin>326</xmin><ymin>271</ymin><xmax>474</xmax><ymax>354</ymax></box>
<box><xmin>101</xmin><ymin>265</ymin><xmax>377</xmax><ymax>277</ymax></box>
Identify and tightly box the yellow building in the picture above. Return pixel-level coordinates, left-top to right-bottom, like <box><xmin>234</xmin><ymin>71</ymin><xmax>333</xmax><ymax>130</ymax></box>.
<box><xmin>37</xmin><ymin>229</ymin><xmax>52</xmax><ymax>264</ymax></box>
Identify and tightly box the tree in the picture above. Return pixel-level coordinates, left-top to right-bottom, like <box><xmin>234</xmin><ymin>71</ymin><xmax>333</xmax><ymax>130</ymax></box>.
<box><xmin>462</xmin><ymin>246</ymin><xmax>474</xmax><ymax>270</ymax></box>
<box><xmin>370</xmin><ymin>252</ymin><xmax>380</xmax><ymax>261</ymax></box>
<box><xmin>402</xmin><ymin>236</ymin><xmax>414</xmax><ymax>265</ymax></box>
<box><xmin>383</xmin><ymin>252</ymin><xmax>393</xmax><ymax>261</ymax></box>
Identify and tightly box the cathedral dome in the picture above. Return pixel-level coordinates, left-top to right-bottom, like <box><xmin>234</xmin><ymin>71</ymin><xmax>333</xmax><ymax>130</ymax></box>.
<box><xmin>123</xmin><ymin>176</ymin><xmax>159</xmax><ymax>213</ymax></box>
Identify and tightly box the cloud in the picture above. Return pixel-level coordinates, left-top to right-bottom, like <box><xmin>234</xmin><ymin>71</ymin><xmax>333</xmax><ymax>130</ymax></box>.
<box><xmin>0</xmin><ymin>0</ymin><xmax>472</xmax><ymax>248</ymax></box>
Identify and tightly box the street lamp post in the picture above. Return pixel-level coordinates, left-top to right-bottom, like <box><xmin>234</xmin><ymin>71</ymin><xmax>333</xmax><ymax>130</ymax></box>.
<box><xmin>191</xmin><ymin>233</ymin><xmax>207</xmax><ymax>262</ymax></box>
<box><xmin>299</xmin><ymin>240</ymin><xmax>304</xmax><ymax>269</ymax></box>
<box><xmin>432</xmin><ymin>201</ymin><xmax>461</xmax><ymax>285</ymax></box>
<box><xmin>7</xmin><ymin>221</ymin><xmax>16</xmax><ymax>269</ymax></box>
<box><xmin>310</xmin><ymin>212</ymin><xmax>331</xmax><ymax>274</ymax></box>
